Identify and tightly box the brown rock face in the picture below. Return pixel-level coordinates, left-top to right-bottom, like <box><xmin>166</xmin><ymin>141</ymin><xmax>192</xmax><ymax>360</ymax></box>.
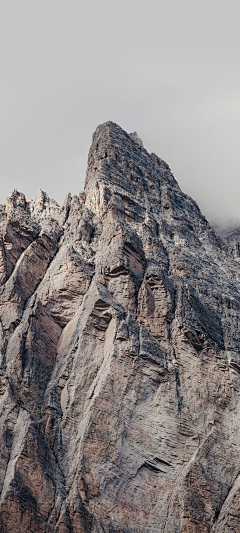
<box><xmin>1</xmin><ymin>121</ymin><xmax>240</xmax><ymax>532</ymax></box>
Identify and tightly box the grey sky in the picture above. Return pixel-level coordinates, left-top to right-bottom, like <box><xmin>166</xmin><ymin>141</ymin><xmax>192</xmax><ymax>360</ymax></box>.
<box><xmin>0</xmin><ymin>0</ymin><xmax>240</xmax><ymax>226</ymax></box>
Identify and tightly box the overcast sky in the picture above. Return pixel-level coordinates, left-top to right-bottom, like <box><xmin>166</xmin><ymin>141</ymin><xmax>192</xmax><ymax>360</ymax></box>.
<box><xmin>0</xmin><ymin>0</ymin><xmax>240</xmax><ymax>226</ymax></box>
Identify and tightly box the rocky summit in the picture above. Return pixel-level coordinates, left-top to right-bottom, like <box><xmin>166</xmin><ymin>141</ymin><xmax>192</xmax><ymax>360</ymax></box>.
<box><xmin>1</xmin><ymin>121</ymin><xmax>240</xmax><ymax>533</ymax></box>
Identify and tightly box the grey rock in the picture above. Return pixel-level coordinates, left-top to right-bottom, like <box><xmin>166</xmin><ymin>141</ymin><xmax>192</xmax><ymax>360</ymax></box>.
<box><xmin>1</xmin><ymin>120</ymin><xmax>240</xmax><ymax>532</ymax></box>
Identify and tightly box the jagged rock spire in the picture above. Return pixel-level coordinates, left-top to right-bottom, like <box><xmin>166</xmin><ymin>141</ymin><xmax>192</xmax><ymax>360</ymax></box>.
<box><xmin>0</xmin><ymin>122</ymin><xmax>240</xmax><ymax>532</ymax></box>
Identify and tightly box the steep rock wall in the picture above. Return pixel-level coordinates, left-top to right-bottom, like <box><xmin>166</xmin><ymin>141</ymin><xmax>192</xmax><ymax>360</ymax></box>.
<box><xmin>0</xmin><ymin>122</ymin><xmax>240</xmax><ymax>532</ymax></box>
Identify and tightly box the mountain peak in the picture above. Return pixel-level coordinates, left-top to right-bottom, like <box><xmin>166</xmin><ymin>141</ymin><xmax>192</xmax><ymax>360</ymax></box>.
<box><xmin>0</xmin><ymin>122</ymin><xmax>240</xmax><ymax>532</ymax></box>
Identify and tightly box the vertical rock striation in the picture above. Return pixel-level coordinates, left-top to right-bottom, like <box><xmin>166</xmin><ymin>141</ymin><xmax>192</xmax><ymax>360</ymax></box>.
<box><xmin>1</xmin><ymin>121</ymin><xmax>240</xmax><ymax>532</ymax></box>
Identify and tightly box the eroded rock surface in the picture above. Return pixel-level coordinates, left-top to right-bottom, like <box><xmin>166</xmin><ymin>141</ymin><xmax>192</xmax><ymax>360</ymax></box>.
<box><xmin>1</xmin><ymin>121</ymin><xmax>240</xmax><ymax>532</ymax></box>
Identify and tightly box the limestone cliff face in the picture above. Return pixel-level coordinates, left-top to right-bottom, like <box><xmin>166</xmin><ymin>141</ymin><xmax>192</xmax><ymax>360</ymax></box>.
<box><xmin>1</xmin><ymin>122</ymin><xmax>240</xmax><ymax>532</ymax></box>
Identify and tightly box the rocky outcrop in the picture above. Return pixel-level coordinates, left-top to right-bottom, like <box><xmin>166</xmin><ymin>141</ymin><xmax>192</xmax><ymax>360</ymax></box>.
<box><xmin>1</xmin><ymin>121</ymin><xmax>240</xmax><ymax>532</ymax></box>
